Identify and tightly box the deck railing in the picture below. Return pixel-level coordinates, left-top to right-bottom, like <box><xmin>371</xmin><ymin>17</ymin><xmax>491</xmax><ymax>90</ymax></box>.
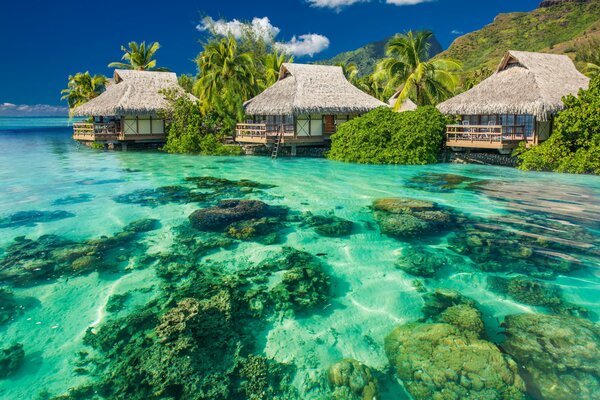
<box><xmin>73</xmin><ymin>122</ymin><xmax>165</xmax><ymax>142</ymax></box>
<box><xmin>446</xmin><ymin>125</ymin><xmax>527</xmax><ymax>148</ymax></box>
<box><xmin>235</xmin><ymin>123</ymin><xmax>296</xmax><ymax>139</ymax></box>
<box><xmin>73</xmin><ymin>122</ymin><xmax>121</xmax><ymax>135</ymax></box>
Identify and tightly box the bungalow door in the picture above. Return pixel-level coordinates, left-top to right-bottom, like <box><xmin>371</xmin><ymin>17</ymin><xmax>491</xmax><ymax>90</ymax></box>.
<box><xmin>323</xmin><ymin>115</ymin><xmax>336</xmax><ymax>135</ymax></box>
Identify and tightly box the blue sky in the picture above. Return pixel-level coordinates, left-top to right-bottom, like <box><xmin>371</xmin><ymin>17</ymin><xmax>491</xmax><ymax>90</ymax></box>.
<box><xmin>0</xmin><ymin>0</ymin><xmax>540</xmax><ymax>108</ymax></box>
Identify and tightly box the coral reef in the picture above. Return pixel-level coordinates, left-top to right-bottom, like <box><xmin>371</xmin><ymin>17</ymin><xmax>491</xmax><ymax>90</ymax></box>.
<box><xmin>385</xmin><ymin>322</ymin><xmax>526</xmax><ymax>399</ymax></box>
<box><xmin>248</xmin><ymin>247</ymin><xmax>331</xmax><ymax>316</ymax></box>
<box><xmin>0</xmin><ymin>288</ymin><xmax>22</xmax><ymax>325</ymax></box>
<box><xmin>448</xmin><ymin>223</ymin><xmax>586</xmax><ymax>279</ymax></box>
<box><xmin>113</xmin><ymin>185</ymin><xmax>207</xmax><ymax>207</ymax></box>
<box><xmin>488</xmin><ymin>275</ymin><xmax>594</xmax><ymax>319</ymax></box>
<box><xmin>421</xmin><ymin>288</ymin><xmax>477</xmax><ymax>321</ymax></box>
<box><xmin>405</xmin><ymin>173</ymin><xmax>479</xmax><ymax>193</ymax></box>
<box><xmin>0</xmin><ymin>210</ymin><xmax>75</xmax><ymax>229</ymax></box>
<box><xmin>301</xmin><ymin>212</ymin><xmax>354</xmax><ymax>237</ymax></box>
<box><xmin>225</xmin><ymin>217</ymin><xmax>282</xmax><ymax>244</ymax></box>
<box><xmin>395</xmin><ymin>245</ymin><xmax>447</xmax><ymax>277</ymax></box>
<box><xmin>0</xmin><ymin>219</ymin><xmax>160</xmax><ymax>286</ymax></box>
<box><xmin>328</xmin><ymin>358</ymin><xmax>378</xmax><ymax>400</ymax></box>
<box><xmin>189</xmin><ymin>200</ymin><xmax>269</xmax><ymax>230</ymax></box>
<box><xmin>502</xmin><ymin>313</ymin><xmax>600</xmax><ymax>400</ymax></box>
<box><xmin>0</xmin><ymin>343</ymin><xmax>25</xmax><ymax>379</ymax></box>
<box><xmin>372</xmin><ymin>198</ymin><xmax>456</xmax><ymax>239</ymax></box>
<box><xmin>51</xmin><ymin>194</ymin><xmax>95</xmax><ymax>206</ymax></box>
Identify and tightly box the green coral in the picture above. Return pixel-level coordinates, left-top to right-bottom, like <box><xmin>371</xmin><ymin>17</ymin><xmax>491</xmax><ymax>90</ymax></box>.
<box><xmin>396</xmin><ymin>245</ymin><xmax>447</xmax><ymax>277</ymax></box>
<box><xmin>328</xmin><ymin>359</ymin><xmax>378</xmax><ymax>400</ymax></box>
<box><xmin>0</xmin><ymin>219</ymin><xmax>160</xmax><ymax>286</ymax></box>
<box><xmin>406</xmin><ymin>173</ymin><xmax>479</xmax><ymax>193</ymax></box>
<box><xmin>372</xmin><ymin>198</ymin><xmax>456</xmax><ymax>239</ymax></box>
<box><xmin>302</xmin><ymin>212</ymin><xmax>354</xmax><ymax>237</ymax></box>
<box><xmin>502</xmin><ymin>313</ymin><xmax>600</xmax><ymax>400</ymax></box>
<box><xmin>384</xmin><ymin>323</ymin><xmax>526</xmax><ymax>400</ymax></box>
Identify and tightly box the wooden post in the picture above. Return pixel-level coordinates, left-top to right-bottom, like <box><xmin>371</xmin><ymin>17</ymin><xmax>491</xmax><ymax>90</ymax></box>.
<box><xmin>136</xmin><ymin>116</ymin><xmax>139</xmax><ymax>134</ymax></box>
<box><xmin>150</xmin><ymin>116</ymin><xmax>153</xmax><ymax>134</ymax></box>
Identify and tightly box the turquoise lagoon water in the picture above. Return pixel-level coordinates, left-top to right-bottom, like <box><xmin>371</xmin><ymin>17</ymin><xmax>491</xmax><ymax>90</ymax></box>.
<box><xmin>0</xmin><ymin>117</ymin><xmax>599</xmax><ymax>399</ymax></box>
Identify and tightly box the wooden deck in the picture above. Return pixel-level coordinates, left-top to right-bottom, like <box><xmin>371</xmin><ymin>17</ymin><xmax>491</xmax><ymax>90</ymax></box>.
<box><xmin>235</xmin><ymin>123</ymin><xmax>330</xmax><ymax>146</ymax></box>
<box><xmin>73</xmin><ymin>122</ymin><xmax>165</xmax><ymax>143</ymax></box>
<box><xmin>446</xmin><ymin>125</ymin><xmax>527</xmax><ymax>151</ymax></box>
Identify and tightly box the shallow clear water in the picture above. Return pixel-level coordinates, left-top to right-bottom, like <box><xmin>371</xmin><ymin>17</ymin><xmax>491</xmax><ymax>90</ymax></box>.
<box><xmin>0</xmin><ymin>118</ymin><xmax>599</xmax><ymax>399</ymax></box>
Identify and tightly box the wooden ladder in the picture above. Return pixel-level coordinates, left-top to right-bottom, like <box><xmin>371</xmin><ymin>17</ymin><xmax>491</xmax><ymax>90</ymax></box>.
<box><xmin>271</xmin><ymin>126</ymin><xmax>283</xmax><ymax>159</ymax></box>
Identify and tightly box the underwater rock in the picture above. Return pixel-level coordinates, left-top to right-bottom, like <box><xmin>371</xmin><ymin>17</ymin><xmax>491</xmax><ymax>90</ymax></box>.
<box><xmin>328</xmin><ymin>358</ymin><xmax>378</xmax><ymax>400</ymax></box>
<box><xmin>372</xmin><ymin>198</ymin><xmax>455</xmax><ymax>239</ymax></box>
<box><xmin>0</xmin><ymin>343</ymin><xmax>25</xmax><ymax>379</ymax></box>
<box><xmin>487</xmin><ymin>275</ymin><xmax>594</xmax><ymax>319</ymax></box>
<box><xmin>421</xmin><ymin>288</ymin><xmax>476</xmax><ymax>321</ymax></box>
<box><xmin>502</xmin><ymin>313</ymin><xmax>600</xmax><ymax>400</ymax></box>
<box><xmin>448</xmin><ymin>223</ymin><xmax>587</xmax><ymax>279</ymax></box>
<box><xmin>405</xmin><ymin>173</ymin><xmax>479</xmax><ymax>193</ymax></box>
<box><xmin>0</xmin><ymin>210</ymin><xmax>75</xmax><ymax>229</ymax></box>
<box><xmin>0</xmin><ymin>219</ymin><xmax>160</xmax><ymax>285</ymax></box>
<box><xmin>385</xmin><ymin>322</ymin><xmax>526</xmax><ymax>400</ymax></box>
<box><xmin>395</xmin><ymin>245</ymin><xmax>447</xmax><ymax>277</ymax></box>
<box><xmin>189</xmin><ymin>199</ymin><xmax>268</xmax><ymax>230</ymax></box>
<box><xmin>301</xmin><ymin>212</ymin><xmax>354</xmax><ymax>237</ymax></box>
<box><xmin>106</xmin><ymin>293</ymin><xmax>130</xmax><ymax>313</ymax></box>
<box><xmin>113</xmin><ymin>185</ymin><xmax>207</xmax><ymax>207</ymax></box>
<box><xmin>51</xmin><ymin>194</ymin><xmax>95</xmax><ymax>206</ymax></box>
<box><xmin>238</xmin><ymin>354</ymin><xmax>298</xmax><ymax>399</ymax></box>
<box><xmin>0</xmin><ymin>288</ymin><xmax>22</xmax><ymax>326</ymax></box>
<box><xmin>225</xmin><ymin>217</ymin><xmax>282</xmax><ymax>244</ymax></box>
<box><xmin>185</xmin><ymin>176</ymin><xmax>276</xmax><ymax>190</ymax></box>
<box><xmin>255</xmin><ymin>247</ymin><xmax>331</xmax><ymax>315</ymax></box>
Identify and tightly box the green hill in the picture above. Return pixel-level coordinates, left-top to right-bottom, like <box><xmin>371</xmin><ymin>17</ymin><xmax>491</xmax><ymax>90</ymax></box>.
<box><xmin>317</xmin><ymin>34</ymin><xmax>443</xmax><ymax>77</ymax></box>
<box><xmin>437</xmin><ymin>0</ymin><xmax>600</xmax><ymax>73</ymax></box>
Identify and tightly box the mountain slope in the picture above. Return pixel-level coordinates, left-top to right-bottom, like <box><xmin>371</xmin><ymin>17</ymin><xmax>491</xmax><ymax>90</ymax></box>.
<box><xmin>437</xmin><ymin>0</ymin><xmax>600</xmax><ymax>72</ymax></box>
<box><xmin>317</xmin><ymin>34</ymin><xmax>443</xmax><ymax>77</ymax></box>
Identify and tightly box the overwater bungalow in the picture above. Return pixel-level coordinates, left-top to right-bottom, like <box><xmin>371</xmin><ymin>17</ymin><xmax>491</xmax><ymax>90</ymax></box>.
<box><xmin>438</xmin><ymin>51</ymin><xmax>589</xmax><ymax>154</ymax></box>
<box><xmin>71</xmin><ymin>70</ymin><xmax>192</xmax><ymax>149</ymax></box>
<box><xmin>235</xmin><ymin>63</ymin><xmax>386</xmax><ymax>154</ymax></box>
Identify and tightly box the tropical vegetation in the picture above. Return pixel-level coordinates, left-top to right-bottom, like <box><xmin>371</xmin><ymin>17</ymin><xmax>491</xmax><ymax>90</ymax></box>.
<box><xmin>160</xmin><ymin>90</ymin><xmax>243</xmax><ymax>155</ymax></box>
<box><xmin>61</xmin><ymin>72</ymin><xmax>107</xmax><ymax>109</ymax></box>
<box><xmin>517</xmin><ymin>74</ymin><xmax>600</xmax><ymax>174</ymax></box>
<box><xmin>375</xmin><ymin>31</ymin><xmax>462</xmax><ymax>108</ymax></box>
<box><xmin>108</xmin><ymin>41</ymin><xmax>170</xmax><ymax>71</ymax></box>
<box><xmin>327</xmin><ymin>106</ymin><xmax>448</xmax><ymax>164</ymax></box>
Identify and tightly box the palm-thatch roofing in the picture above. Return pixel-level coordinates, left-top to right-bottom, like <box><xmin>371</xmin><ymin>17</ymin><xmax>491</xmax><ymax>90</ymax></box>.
<box><xmin>437</xmin><ymin>51</ymin><xmax>589</xmax><ymax>120</ymax></box>
<box><xmin>388</xmin><ymin>92</ymin><xmax>418</xmax><ymax>112</ymax></box>
<box><xmin>244</xmin><ymin>63</ymin><xmax>386</xmax><ymax>116</ymax></box>
<box><xmin>72</xmin><ymin>70</ymin><xmax>193</xmax><ymax>117</ymax></box>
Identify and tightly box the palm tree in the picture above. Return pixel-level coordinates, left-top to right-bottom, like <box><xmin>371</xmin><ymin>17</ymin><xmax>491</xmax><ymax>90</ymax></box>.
<box><xmin>264</xmin><ymin>49</ymin><xmax>293</xmax><ymax>87</ymax></box>
<box><xmin>376</xmin><ymin>31</ymin><xmax>461</xmax><ymax>109</ymax></box>
<box><xmin>194</xmin><ymin>36</ymin><xmax>259</xmax><ymax>115</ymax></box>
<box><xmin>354</xmin><ymin>74</ymin><xmax>385</xmax><ymax>101</ymax></box>
<box><xmin>336</xmin><ymin>61</ymin><xmax>359</xmax><ymax>83</ymax></box>
<box><xmin>61</xmin><ymin>72</ymin><xmax>107</xmax><ymax>109</ymax></box>
<box><xmin>108</xmin><ymin>41</ymin><xmax>170</xmax><ymax>71</ymax></box>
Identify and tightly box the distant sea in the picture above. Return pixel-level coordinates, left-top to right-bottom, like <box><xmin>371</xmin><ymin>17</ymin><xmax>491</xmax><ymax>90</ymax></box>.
<box><xmin>0</xmin><ymin>116</ymin><xmax>79</xmax><ymax>132</ymax></box>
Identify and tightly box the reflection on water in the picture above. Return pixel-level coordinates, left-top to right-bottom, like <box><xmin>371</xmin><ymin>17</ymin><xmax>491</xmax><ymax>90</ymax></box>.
<box><xmin>0</xmin><ymin>123</ymin><xmax>599</xmax><ymax>400</ymax></box>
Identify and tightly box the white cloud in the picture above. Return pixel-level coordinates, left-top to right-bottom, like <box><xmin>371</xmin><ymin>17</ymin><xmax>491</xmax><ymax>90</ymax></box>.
<box><xmin>197</xmin><ymin>16</ymin><xmax>280</xmax><ymax>41</ymax></box>
<box><xmin>451</xmin><ymin>29</ymin><xmax>464</xmax><ymax>35</ymax></box>
<box><xmin>307</xmin><ymin>0</ymin><xmax>366</xmax><ymax>10</ymax></box>
<box><xmin>275</xmin><ymin>34</ymin><xmax>330</xmax><ymax>57</ymax></box>
<box><xmin>308</xmin><ymin>0</ymin><xmax>431</xmax><ymax>10</ymax></box>
<box><xmin>385</xmin><ymin>0</ymin><xmax>431</xmax><ymax>5</ymax></box>
<box><xmin>0</xmin><ymin>103</ymin><xmax>68</xmax><ymax>117</ymax></box>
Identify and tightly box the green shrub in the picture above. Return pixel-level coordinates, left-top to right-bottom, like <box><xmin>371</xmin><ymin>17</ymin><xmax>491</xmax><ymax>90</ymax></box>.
<box><xmin>160</xmin><ymin>92</ymin><xmax>243</xmax><ymax>156</ymax></box>
<box><xmin>518</xmin><ymin>75</ymin><xmax>600</xmax><ymax>174</ymax></box>
<box><xmin>326</xmin><ymin>106</ymin><xmax>447</xmax><ymax>164</ymax></box>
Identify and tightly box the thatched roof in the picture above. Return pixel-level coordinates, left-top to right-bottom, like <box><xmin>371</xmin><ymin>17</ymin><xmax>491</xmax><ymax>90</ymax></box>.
<box><xmin>244</xmin><ymin>63</ymin><xmax>386</xmax><ymax>116</ymax></box>
<box><xmin>388</xmin><ymin>92</ymin><xmax>418</xmax><ymax>112</ymax></box>
<box><xmin>437</xmin><ymin>51</ymin><xmax>589</xmax><ymax>120</ymax></box>
<box><xmin>72</xmin><ymin>70</ymin><xmax>193</xmax><ymax>117</ymax></box>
